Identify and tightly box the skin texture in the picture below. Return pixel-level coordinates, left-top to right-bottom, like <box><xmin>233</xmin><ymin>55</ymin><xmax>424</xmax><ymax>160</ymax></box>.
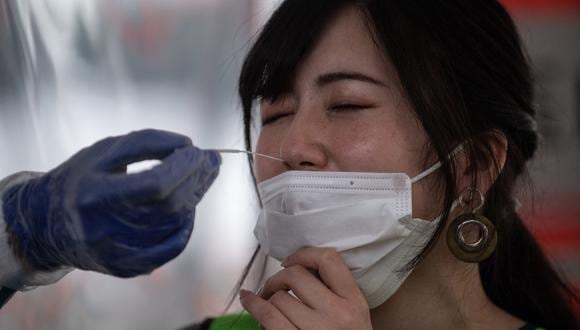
<box><xmin>240</xmin><ymin>6</ymin><xmax>523</xmax><ymax>330</ymax></box>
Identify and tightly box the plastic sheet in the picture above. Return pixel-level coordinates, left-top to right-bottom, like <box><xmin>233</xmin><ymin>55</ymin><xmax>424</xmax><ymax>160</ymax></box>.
<box><xmin>0</xmin><ymin>1</ymin><xmax>262</xmax><ymax>329</ymax></box>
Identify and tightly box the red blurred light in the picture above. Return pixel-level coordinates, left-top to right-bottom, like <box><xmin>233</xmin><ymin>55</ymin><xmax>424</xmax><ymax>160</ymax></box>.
<box><xmin>501</xmin><ymin>0</ymin><xmax>580</xmax><ymax>13</ymax></box>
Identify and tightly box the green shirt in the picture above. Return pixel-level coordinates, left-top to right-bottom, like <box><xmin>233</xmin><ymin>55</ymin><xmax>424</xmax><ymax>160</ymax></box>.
<box><xmin>189</xmin><ymin>314</ymin><xmax>543</xmax><ymax>330</ymax></box>
<box><xmin>209</xmin><ymin>314</ymin><xmax>259</xmax><ymax>330</ymax></box>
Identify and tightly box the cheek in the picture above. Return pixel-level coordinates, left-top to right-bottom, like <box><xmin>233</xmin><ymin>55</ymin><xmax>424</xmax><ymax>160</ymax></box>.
<box><xmin>328</xmin><ymin>125</ymin><xmax>388</xmax><ymax>171</ymax></box>
<box><xmin>328</xmin><ymin>111</ymin><xmax>426</xmax><ymax>173</ymax></box>
<box><xmin>412</xmin><ymin>176</ymin><xmax>444</xmax><ymax>220</ymax></box>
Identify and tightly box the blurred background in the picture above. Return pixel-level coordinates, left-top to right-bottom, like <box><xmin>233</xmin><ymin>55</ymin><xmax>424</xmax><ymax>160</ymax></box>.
<box><xmin>0</xmin><ymin>0</ymin><xmax>578</xmax><ymax>329</ymax></box>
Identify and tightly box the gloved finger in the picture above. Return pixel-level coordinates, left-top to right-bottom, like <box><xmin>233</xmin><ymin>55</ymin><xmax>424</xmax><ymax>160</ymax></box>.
<box><xmin>116</xmin><ymin>208</ymin><xmax>194</xmax><ymax>248</ymax></box>
<box><xmin>191</xmin><ymin>158</ymin><xmax>221</xmax><ymax>205</ymax></box>
<box><xmin>96</xmin><ymin>129</ymin><xmax>193</xmax><ymax>171</ymax></box>
<box><xmin>152</xmin><ymin>152</ymin><xmax>221</xmax><ymax>213</ymax></box>
<box><xmin>96</xmin><ymin>147</ymin><xmax>220</xmax><ymax>205</ymax></box>
<box><xmin>93</xmin><ymin>156</ymin><xmax>216</xmax><ymax>230</ymax></box>
<box><xmin>113</xmin><ymin>150</ymin><xmax>219</xmax><ymax>219</ymax></box>
<box><xmin>82</xmin><ymin>205</ymin><xmax>194</xmax><ymax>248</ymax></box>
<box><xmin>101</xmin><ymin>216</ymin><xmax>195</xmax><ymax>278</ymax></box>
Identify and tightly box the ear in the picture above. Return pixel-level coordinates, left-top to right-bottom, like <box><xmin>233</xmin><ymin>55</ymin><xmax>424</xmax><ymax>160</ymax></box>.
<box><xmin>456</xmin><ymin>130</ymin><xmax>508</xmax><ymax>196</ymax></box>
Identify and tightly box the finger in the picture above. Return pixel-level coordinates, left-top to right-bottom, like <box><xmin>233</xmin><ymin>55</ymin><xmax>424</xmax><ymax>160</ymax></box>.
<box><xmin>77</xmin><ymin>207</ymin><xmax>194</xmax><ymax>248</ymax></box>
<box><xmin>260</xmin><ymin>265</ymin><xmax>335</xmax><ymax>310</ymax></box>
<box><xmin>159</xmin><ymin>153</ymin><xmax>221</xmax><ymax>212</ymax></box>
<box><xmin>168</xmin><ymin>155</ymin><xmax>219</xmax><ymax>209</ymax></box>
<box><xmin>98</xmin><ymin>146</ymin><xmax>220</xmax><ymax>204</ymax></box>
<box><xmin>102</xmin><ymin>207</ymin><xmax>194</xmax><ymax>248</ymax></box>
<box><xmin>239</xmin><ymin>290</ymin><xmax>296</xmax><ymax>330</ymax></box>
<box><xmin>267</xmin><ymin>291</ymin><xmax>319</xmax><ymax>329</ymax></box>
<box><xmin>98</xmin><ymin>129</ymin><xmax>193</xmax><ymax>171</ymax></box>
<box><xmin>189</xmin><ymin>158</ymin><xmax>220</xmax><ymax>205</ymax></box>
<box><xmin>98</xmin><ymin>214</ymin><xmax>194</xmax><ymax>278</ymax></box>
<box><xmin>283</xmin><ymin>248</ymin><xmax>364</xmax><ymax>302</ymax></box>
<box><xmin>113</xmin><ymin>151</ymin><xmax>220</xmax><ymax>215</ymax></box>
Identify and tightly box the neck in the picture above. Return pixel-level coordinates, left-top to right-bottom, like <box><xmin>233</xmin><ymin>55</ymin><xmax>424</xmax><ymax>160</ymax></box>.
<box><xmin>370</xmin><ymin>236</ymin><xmax>524</xmax><ymax>330</ymax></box>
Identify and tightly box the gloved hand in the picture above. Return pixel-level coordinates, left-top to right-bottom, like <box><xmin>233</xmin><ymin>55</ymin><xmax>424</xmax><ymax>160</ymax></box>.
<box><xmin>1</xmin><ymin>129</ymin><xmax>221</xmax><ymax>278</ymax></box>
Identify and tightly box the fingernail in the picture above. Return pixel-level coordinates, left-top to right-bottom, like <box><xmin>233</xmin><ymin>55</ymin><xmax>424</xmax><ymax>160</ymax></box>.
<box><xmin>239</xmin><ymin>289</ymin><xmax>251</xmax><ymax>299</ymax></box>
<box><xmin>256</xmin><ymin>287</ymin><xmax>263</xmax><ymax>297</ymax></box>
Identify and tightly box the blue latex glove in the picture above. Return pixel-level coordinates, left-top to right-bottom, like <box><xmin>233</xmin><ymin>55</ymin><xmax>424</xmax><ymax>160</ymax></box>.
<box><xmin>2</xmin><ymin>129</ymin><xmax>221</xmax><ymax>278</ymax></box>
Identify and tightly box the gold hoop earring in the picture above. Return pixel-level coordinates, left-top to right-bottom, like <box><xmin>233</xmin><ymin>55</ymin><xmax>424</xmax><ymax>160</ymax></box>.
<box><xmin>446</xmin><ymin>187</ymin><xmax>497</xmax><ymax>263</ymax></box>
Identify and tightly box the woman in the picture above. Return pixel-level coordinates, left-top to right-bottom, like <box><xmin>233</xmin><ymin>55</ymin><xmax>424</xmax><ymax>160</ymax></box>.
<box><xmin>189</xmin><ymin>0</ymin><xmax>579</xmax><ymax>329</ymax></box>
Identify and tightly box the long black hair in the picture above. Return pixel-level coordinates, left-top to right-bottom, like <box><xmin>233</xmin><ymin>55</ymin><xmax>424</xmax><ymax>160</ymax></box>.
<box><xmin>236</xmin><ymin>0</ymin><xmax>579</xmax><ymax>328</ymax></box>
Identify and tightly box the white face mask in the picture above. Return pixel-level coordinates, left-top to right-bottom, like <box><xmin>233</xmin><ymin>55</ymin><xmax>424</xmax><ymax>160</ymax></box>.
<box><xmin>254</xmin><ymin>161</ymin><xmax>451</xmax><ymax>309</ymax></box>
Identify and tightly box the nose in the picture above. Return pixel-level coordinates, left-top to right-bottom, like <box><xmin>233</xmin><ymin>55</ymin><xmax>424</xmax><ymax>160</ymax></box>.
<box><xmin>279</xmin><ymin>111</ymin><xmax>329</xmax><ymax>171</ymax></box>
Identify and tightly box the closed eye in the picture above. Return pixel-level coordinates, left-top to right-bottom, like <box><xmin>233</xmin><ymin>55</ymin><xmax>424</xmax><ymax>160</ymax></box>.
<box><xmin>262</xmin><ymin>113</ymin><xmax>292</xmax><ymax>126</ymax></box>
<box><xmin>330</xmin><ymin>104</ymin><xmax>373</xmax><ymax>111</ymax></box>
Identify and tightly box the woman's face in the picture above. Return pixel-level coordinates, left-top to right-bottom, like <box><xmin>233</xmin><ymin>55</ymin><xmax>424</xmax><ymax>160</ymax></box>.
<box><xmin>255</xmin><ymin>6</ymin><xmax>440</xmax><ymax>220</ymax></box>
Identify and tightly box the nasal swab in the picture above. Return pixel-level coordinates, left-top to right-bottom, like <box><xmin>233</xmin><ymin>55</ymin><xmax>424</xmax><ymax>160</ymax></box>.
<box><xmin>214</xmin><ymin>149</ymin><xmax>286</xmax><ymax>163</ymax></box>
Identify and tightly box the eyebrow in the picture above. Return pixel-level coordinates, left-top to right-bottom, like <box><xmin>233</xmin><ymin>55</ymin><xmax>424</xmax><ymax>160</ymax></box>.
<box><xmin>316</xmin><ymin>71</ymin><xmax>387</xmax><ymax>88</ymax></box>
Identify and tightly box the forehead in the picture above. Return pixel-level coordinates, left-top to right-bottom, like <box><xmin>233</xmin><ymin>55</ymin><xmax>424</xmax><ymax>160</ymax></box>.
<box><xmin>292</xmin><ymin>6</ymin><xmax>394</xmax><ymax>86</ymax></box>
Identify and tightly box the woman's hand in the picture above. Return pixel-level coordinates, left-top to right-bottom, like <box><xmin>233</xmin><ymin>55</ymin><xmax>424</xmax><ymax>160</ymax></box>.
<box><xmin>240</xmin><ymin>247</ymin><xmax>372</xmax><ymax>330</ymax></box>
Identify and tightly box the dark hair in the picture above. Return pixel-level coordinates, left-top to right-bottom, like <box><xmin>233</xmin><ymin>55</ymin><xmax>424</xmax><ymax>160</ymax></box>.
<box><xmin>236</xmin><ymin>0</ymin><xmax>579</xmax><ymax>328</ymax></box>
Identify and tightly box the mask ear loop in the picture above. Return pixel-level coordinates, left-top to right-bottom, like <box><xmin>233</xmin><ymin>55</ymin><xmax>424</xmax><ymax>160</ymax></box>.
<box><xmin>410</xmin><ymin>143</ymin><xmax>466</xmax><ymax>184</ymax></box>
<box><xmin>411</xmin><ymin>162</ymin><xmax>441</xmax><ymax>184</ymax></box>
